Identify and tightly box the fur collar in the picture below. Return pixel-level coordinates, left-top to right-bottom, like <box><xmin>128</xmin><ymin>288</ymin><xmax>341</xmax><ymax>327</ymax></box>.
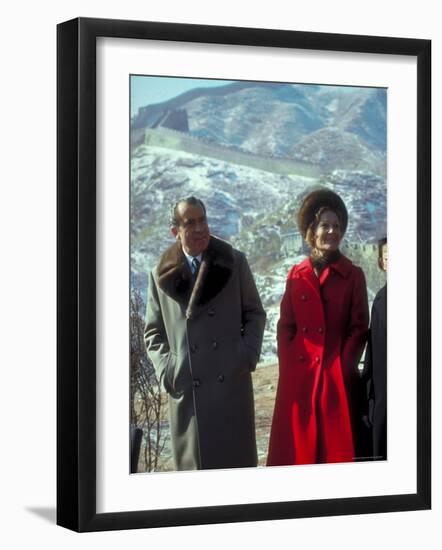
<box><xmin>157</xmin><ymin>235</ymin><xmax>234</xmax><ymax>319</ymax></box>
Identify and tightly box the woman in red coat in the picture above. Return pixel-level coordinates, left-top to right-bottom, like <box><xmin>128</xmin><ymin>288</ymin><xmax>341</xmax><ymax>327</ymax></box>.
<box><xmin>267</xmin><ymin>189</ymin><xmax>369</xmax><ymax>466</ymax></box>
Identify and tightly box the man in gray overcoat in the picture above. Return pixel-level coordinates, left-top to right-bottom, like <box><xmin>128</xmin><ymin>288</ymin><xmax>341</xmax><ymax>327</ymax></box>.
<box><xmin>145</xmin><ymin>196</ymin><xmax>266</xmax><ymax>471</ymax></box>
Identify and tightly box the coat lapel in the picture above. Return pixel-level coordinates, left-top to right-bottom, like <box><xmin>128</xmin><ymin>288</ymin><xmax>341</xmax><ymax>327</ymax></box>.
<box><xmin>329</xmin><ymin>254</ymin><xmax>353</xmax><ymax>278</ymax></box>
<box><xmin>294</xmin><ymin>258</ymin><xmax>321</xmax><ymax>298</ymax></box>
<box><xmin>157</xmin><ymin>240</ymin><xmax>192</xmax><ymax>305</ymax></box>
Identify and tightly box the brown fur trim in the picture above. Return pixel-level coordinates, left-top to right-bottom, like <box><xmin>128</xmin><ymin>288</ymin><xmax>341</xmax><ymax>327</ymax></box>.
<box><xmin>157</xmin><ymin>241</ymin><xmax>192</xmax><ymax>305</ymax></box>
<box><xmin>157</xmin><ymin>236</ymin><xmax>234</xmax><ymax>317</ymax></box>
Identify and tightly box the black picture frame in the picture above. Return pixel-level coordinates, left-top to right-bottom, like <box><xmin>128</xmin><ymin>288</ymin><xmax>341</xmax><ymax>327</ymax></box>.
<box><xmin>57</xmin><ymin>17</ymin><xmax>431</xmax><ymax>532</ymax></box>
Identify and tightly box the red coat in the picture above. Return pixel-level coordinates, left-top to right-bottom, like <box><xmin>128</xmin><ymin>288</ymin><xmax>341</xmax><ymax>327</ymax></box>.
<box><xmin>267</xmin><ymin>254</ymin><xmax>369</xmax><ymax>465</ymax></box>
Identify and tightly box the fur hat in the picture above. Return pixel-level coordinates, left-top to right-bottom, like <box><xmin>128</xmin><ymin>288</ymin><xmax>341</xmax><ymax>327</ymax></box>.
<box><xmin>297</xmin><ymin>188</ymin><xmax>348</xmax><ymax>237</ymax></box>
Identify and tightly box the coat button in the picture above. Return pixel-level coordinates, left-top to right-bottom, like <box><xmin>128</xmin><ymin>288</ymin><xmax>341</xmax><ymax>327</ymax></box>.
<box><xmin>212</xmin><ymin>341</ymin><xmax>218</xmax><ymax>350</ymax></box>
<box><xmin>301</xmin><ymin>294</ymin><xmax>307</xmax><ymax>301</ymax></box>
<box><xmin>192</xmin><ymin>378</ymin><xmax>201</xmax><ymax>388</ymax></box>
<box><xmin>315</xmin><ymin>356</ymin><xmax>321</xmax><ymax>363</ymax></box>
<box><xmin>217</xmin><ymin>374</ymin><xmax>225</xmax><ymax>383</ymax></box>
<box><xmin>208</xmin><ymin>307</ymin><xmax>215</xmax><ymax>316</ymax></box>
<box><xmin>318</xmin><ymin>327</ymin><xmax>324</xmax><ymax>333</ymax></box>
<box><xmin>190</xmin><ymin>344</ymin><xmax>198</xmax><ymax>353</ymax></box>
<box><xmin>302</xmin><ymin>326</ymin><xmax>308</xmax><ymax>333</ymax></box>
<box><xmin>299</xmin><ymin>355</ymin><xmax>305</xmax><ymax>362</ymax></box>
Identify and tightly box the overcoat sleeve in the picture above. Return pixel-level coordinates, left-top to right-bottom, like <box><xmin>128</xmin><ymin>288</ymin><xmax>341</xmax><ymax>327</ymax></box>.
<box><xmin>144</xmin><ymin>270</ymin><xmax>175</xmax><ymax>393</ymax></box>
<box><xmin>238</xmin><ymin>253</ymin><xmax>266</xmax><ymax>371</ymax></box>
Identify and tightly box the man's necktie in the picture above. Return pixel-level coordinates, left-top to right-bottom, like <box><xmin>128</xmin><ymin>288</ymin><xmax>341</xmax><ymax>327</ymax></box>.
<box><xmin>191</xmin><ymin>257</ymin><xmax>200</xmax><ymax>279</ymax></box>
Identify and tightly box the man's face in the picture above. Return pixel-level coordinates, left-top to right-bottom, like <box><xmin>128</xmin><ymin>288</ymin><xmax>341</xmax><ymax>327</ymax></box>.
<box><xmin>171</xmin><ymin>202</ymin><xmax>210</xmax><ymax>257</ymax></box>
<box><xmin>379</xmin><ymin>243</ymin><xmax>388</xmax><ymax>271</ymax></box>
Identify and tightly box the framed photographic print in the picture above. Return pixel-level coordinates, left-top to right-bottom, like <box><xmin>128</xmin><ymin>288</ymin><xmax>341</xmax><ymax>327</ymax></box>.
<box><xmin>57</xmin><ymin>17</ymin><xmax>431</xmax><ymax>532</ymax></box>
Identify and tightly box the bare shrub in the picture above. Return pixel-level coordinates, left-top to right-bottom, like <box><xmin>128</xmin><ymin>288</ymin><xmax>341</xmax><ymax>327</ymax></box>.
<box><xmin>130</xmin><ymin>289</ymin><xmax>167</xmax><ymax>471</ymax></box>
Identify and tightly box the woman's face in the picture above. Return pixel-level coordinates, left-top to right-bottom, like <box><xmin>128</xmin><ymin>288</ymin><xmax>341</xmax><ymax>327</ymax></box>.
<box><xmin>313</xmin><ymin>209</ymin><xmax>342</xmax><ymax>253</ymax></box>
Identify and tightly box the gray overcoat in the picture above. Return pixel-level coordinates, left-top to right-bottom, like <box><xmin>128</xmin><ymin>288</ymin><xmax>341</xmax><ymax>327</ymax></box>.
<box><xmin>145</xmin><ymin>236</ymin><xmax>266</xmax><ymax>470</ymax></box>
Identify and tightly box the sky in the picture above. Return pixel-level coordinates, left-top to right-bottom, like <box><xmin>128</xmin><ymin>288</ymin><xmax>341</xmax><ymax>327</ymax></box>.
<box><xmin>130</xmin><ymin>75</ymin><xmax>379</xmax><ymax>118</ymax></box>
<box><xmin>130</xmin><ymin>76</ymin><xmax>234</xmax><ymax>117</ymax></box>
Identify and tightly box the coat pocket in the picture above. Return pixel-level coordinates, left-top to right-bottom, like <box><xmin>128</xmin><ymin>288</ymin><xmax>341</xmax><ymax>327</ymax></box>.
<box><xmin>237</xmin><ymin>338</ymin><xmax>256</xmax><ymax>373</ymax></box>
<box><xmin>163</xmin><ymin>351</ymin><xmax>178</xmax><ymax>394</ymax></box>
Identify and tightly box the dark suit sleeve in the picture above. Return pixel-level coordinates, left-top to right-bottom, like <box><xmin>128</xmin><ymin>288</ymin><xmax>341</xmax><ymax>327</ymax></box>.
<box><xmin>364</xmin><ymin>325</ymin><xmax>375</xmax><ymax>422</ymax></box>
<box><xmin>238</xmin><ymin>253</ymin><xmax>266</xmax><ymax>371</ymax></box>
<box><xmin>341</xmin><ymin>267</ymin><xmax>370</xmax><ymax>417</ymax></box>
<box><xmin>342</xmin><ymin>267</ymin><xmax>369</xmax><ymax>373</ymax></box>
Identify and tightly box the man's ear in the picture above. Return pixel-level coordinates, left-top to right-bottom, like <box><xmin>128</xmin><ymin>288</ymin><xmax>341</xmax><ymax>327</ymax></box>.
<box><xmin>171</xmin><ymin>226</ymin><xmax>179</xmax><ymax>239</ymax></box>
